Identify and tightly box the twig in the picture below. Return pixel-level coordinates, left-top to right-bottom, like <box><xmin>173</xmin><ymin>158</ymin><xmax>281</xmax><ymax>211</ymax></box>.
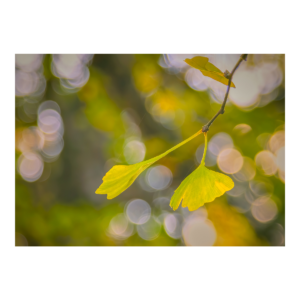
<box><xmin>202</xmin><ymin>54</ymin><xmax>248</xmax><ymax>133</ymax></box>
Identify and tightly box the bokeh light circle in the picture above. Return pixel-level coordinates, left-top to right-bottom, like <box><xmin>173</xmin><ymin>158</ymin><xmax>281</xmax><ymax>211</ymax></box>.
<box><xmin>275</xmin><ymin>147</ymin><xmax>285</xmax><ymax>171</ymax></box>
<box><xmin>208</xmin><ymin>132</ymin><xmax>233</xmax><ymax>156</ymax></box>
<box><xmin>15</xmin><ymin>70</ymin><xmax>40</xmax><ymax>96</ymax></box>
<box><xmin>269</xmin><ymin>130</ymin><xmax>285</xmax><ymax>153</ymax></box>
<box><xmin>164</xmin><ymin>213</ymin><xmax>182</xmax><ymax>239</ymax></box>
<box><xmin>109</xmin><ymin>213</ymin><xmax>134</xmax><ymax>239</ymax></box>
<box><xmin>38</xmin><ymin>109</ymin><xmax>63</xmax><ymax>134</ymax></box>
<box><xmin>21</xmin><ymin>126</ymin><xmax>44</xmax><ymax>151</ymax></box>
<box><xmin>182</xmin><ymin>219</ymin><xmax>216</xmax><ymax>246</ymax></box>
<box><xmin>146</xmin><ymin>165</ymin><xmax>172</xmax><ymax>190</ymax></box>
<box><xmin>38</xmin><ymin>100</ymin><xmax>61</xmax><ymax>115</ymax></box>
<box><xmin>17</xmin><ymin>152</ymin><xmax>44</xmax><ymax>182</ymax></box>
<box><xmin>233</xmin><ymin>123</ymin><xmax>252</xmax><ymax>135</ymax></box>
<box><xmin>42</xmin><ymin>136</ymin><xmax>64</xmax><ymax>159</ymax></box>
<box><xmin>251</xmin><ymin>197</ymin><xmax>278</xmax><ymax>223</ymax></box>
<box><xmin>126</xmin><ymin>199</ymin><xmax>151</xmax><ymax>225</ymax></box>
<box><xmin>230</xmin><ymin>67</ymin><xmax>261</xmax><ymax>108</ymax></box>
<box><xmin>233</xmin><ymin>157</ymin><xmax>256</xmax><ymax>182</ymax></box>
<box><xmin>217</xmin><ymin>148</ymin><xmax>243</xmax><ymax>174</ymax></box>
<box><xmin>15</xmin><ymin>54</ymin><xmax>43</xmax><ymax>72</ymax></box>
<box><xmin>123</xmin><ymin>140</ymin><xmax>146</xmax><ymax>164</ymax></box>
<box><xmin>255</xmin><ymin>150</ymin><xmax>277</xmax><ymax>176</ymax></box>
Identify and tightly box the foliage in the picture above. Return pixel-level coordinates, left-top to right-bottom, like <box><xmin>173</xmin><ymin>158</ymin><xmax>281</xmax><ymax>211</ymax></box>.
<box><xmin>15</xmin><ymin>54</ymin><xmax>285</xmax><ymax>246</ymax></box>
<box><xmin>96</xmin><ymin>129</ymin><xmax>202</xmax><ymax>200</ymax></box>
<box><xmin>170</xmin><ymin>133</ymin><xmax>234</xmax><ymax>211</ymax></box>
<box><xmin>97</xmin><ymin>56</ymin><xmax>237</xmax><ymax>210</ymax></box>
<box><xmin>184</xmin><ymin>56</ymin><xmax>236</xmax><ymax>87</ymax></box>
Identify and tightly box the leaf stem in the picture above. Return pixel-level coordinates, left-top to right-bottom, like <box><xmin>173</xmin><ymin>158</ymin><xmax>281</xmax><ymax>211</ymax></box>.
<box><xmin>202</xmin><ymin>54</ymin><xmax>248</xmax><ymax>133</ymax></box>
<box><xmin>144</xmin><ymin>129</ymin><xmax>203</xmax><ymax>165</ymax></box>
<box><xmin>200</xmin><ymin>132</ymin><xmax>208</xmax><ymax>166</ymax></box>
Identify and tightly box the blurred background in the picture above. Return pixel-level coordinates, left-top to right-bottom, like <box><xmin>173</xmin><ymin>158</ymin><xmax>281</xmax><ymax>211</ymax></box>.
<box><xmin>15</xmin><ymin>54</ymin><xmax>285</xmax><ymax>246</ymax></box>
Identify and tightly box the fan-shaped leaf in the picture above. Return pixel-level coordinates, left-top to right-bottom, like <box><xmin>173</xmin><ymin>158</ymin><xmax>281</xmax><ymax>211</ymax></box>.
<box><xmin>170</xmin><ymin>164</ymin><xmax>234</xmax><ymax>211</ymax></box>
<box><xmin>184</xmin><ymin>56</ymin><xmax>236</xmax><ymax>88</ymax></box>
<box><xmin>170</xmin><ymin>132</ymin><xmax>234</xmax><ymax>211</ymax></box>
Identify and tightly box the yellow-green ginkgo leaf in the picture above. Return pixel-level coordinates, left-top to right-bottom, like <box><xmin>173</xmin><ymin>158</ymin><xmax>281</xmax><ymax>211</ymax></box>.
<box><xmin>170</xmin><ymin>133</ymin><xmax>234</xmax><ymax>211</ymax></box>
<box><xmin>184</xmin><ymin>56</ymin><xmax>236</xmax><ymax>88</ymax></box>
<box><xmin>96</xmin><ymin>129</ymin><xmax>203</xmax><ymax>199</ymax></box>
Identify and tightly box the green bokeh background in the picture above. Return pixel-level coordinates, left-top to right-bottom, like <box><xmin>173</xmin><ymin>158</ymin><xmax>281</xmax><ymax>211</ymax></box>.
<box><xmin>15</xmin><ymin>54</ymin><xmax>285</xmax><ymax>246</ymax></box>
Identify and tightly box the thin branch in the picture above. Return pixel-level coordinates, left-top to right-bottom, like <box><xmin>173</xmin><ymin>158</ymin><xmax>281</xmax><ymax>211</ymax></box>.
<box><xmin>202</xmin><ymin>54</ymin><xmax>248</xmax><ymax>132</ymax></box>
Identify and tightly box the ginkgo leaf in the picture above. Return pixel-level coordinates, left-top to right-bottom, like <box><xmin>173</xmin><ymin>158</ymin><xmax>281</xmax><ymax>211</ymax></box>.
<box><xmin>96</xmin><ymin>129</ymin><xmax>203</xmax><ymax>199</ymax></box>
<box><xmin>184</xmin><ymin>56</ymin><xmax>236</xmax><ymax>88</ymax></box>
<box><xmin>170</xmin><ymin>133</ymin><xmax>234</xmax><ymax>211</ymax></box>
<box><xmin>170</xmin><ymin>164</ymin><xmax>234</xmax><ymax>211</ymax></box>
